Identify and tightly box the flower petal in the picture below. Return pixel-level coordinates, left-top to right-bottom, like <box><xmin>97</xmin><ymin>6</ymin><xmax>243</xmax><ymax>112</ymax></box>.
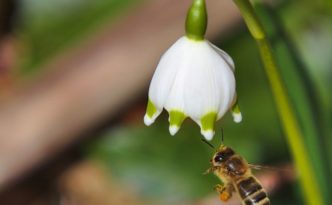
<box><xmin>182</xmin><ymin>39</ymin><xmax>235</xmax><ymax>122</ymax></box>
<box><xmin>163</xmin><ymin>54</ymin><xmax>188</xmax><ymax>134</ymax></box>
<box><xmin>216</xmin><ymin>66</ymin><xmax>236</xmax><ymax>120</ymax></box>
<box><xmin>231</xmin><ymin>99</ymin><xmax>242</xmax><ymax>123</ymax></box>
<box><xmin>148</xmin><ymin>37</ymin><xmax>188</xmax><ymax>109</ymax></box>
<box><xmin>200</xmin><ymin>112</ymin><xmax>217</xmax><ymax>140</ymax></box>
<box><xmin>232</xmin><ymin>112</ymin><xmax>242</xmax><ymax>123</ymax></box>
<box><xmin>168</xmin><ymin>110</ymin><xmax>186</xmax><ymax>135</ymax></box>
<box><xmin>206</xmin><ymin>42</ymin><xmax>237</xmax><ymax>120</ymax></box>
<box><xmin>144</xmin><ymin>99</ymin><xmax>162</xmax><ymax>126</ymax></box>
<box><xmin>209</xmin><ymin>42</ymin><xmax>235</xmax><ymax>71</ymax></box>
<box><xmin>163</xmin><ymin>54</ymin><xmax>187</xmax><ymax>113</ymax></box>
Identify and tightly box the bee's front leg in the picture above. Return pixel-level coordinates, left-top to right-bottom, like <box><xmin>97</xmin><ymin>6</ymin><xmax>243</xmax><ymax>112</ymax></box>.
<box><xmin>214</xmin><ymin>183</ymin><xmax>234</xmax><ymax>202</ymax></box>
<box><xmin>203</xmin><ymin>166</ymin><xmax>216</xmax><ymax>175</ymax></box>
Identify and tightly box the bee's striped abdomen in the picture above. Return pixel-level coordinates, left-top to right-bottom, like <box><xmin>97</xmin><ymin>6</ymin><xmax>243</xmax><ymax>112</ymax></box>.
<box><xmin>236</xmin><ymin>177</ymin><xmax>270</xmax><ymax>205</ymax></box>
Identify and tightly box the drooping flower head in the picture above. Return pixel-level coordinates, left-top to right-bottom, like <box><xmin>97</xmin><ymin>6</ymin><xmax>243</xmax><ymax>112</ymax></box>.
<box><xmin>144</xmin><ymin>0</ymin><xmax>242</xmax><ymax>140</ymax></box>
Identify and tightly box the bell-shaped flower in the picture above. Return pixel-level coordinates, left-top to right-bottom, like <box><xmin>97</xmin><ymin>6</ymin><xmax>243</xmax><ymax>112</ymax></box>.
<box><xmin>144</xmin><ymin>0</ymin><xmax>242</xmax><ymax>140</ymax></box>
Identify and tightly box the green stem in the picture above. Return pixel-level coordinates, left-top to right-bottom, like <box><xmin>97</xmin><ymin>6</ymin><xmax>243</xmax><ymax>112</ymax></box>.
<box><xmin>185</xmin><ymin>0</ymin><xmax>207</xmax><ymax>40</ymax></box>
<box><xmin>232</xmin><ymin>0</ymin><xmax>324</xmax><ymax>205</ymax></box>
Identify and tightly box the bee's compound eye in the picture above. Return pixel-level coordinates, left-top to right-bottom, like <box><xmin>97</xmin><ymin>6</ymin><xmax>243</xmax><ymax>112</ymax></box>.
<box><xmin>214</xmin><ymin>148</ymin><xmax>234</xmax><ymax>163</ymax></box>
<box><xmin>214</xmin><ymin>154</ymin><xmax>224</xmax><ymax>163</ymax></box>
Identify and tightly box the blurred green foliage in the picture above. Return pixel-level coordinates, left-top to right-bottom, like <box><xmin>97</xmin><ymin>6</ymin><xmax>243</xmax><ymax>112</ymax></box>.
<box><xmin>18</xmin><ymin>0</ymin><xmax>141</xmax><ymax>74</ymax></box>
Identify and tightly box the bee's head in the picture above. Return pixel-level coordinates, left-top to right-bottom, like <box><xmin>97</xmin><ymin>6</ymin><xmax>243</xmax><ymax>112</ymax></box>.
<box><xmin>211</xmin><ymin>145</ymin><xmax>235</xmax><ymax>166</ymax></box>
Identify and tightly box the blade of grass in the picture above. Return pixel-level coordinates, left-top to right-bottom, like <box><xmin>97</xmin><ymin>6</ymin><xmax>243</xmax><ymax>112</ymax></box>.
<box><xmin>232</xmin><ymin>0</ymin><xmax>324</xmax><ymax>204</ymax></box>
<box><xmin>254</xmin><ymin>4</ymin><xmax>331</xmax><ymax>203</ymax></box>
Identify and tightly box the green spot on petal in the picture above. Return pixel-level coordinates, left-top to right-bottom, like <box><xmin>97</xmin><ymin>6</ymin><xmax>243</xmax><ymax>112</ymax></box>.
<box><xmin>200</xmin><ymin>112</ymin><xmax>217</xmax><ymax>131</ymax></box>
<box><xmin>169</xmin><ymin>110</ymin><xmax>186</xmax><ymax>127</ymax></box>
<box><xmin>146</xmin><ymin>99</ymin><xmax>157</xmax><ymax>118</ymax></box>
<box><xmin>232</xmin><ymin>100</ymin><xmax>241</xmax><ymax>114</ymax></box>
<box><xmin>231</xmin><ymin>100</ymin><xmax>242</xmax><ymax>123</ymax></box>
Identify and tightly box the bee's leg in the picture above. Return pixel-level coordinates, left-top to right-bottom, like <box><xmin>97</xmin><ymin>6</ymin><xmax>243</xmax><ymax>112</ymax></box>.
<box><xmin>215</xmin><ymin>183</ymin><xmax>234</xmax><ymax>202</ymax></box>
<box><xmin>203</xmin><ymin>166</ymin><xmax>215</xmax><ymax>175</ymax></box>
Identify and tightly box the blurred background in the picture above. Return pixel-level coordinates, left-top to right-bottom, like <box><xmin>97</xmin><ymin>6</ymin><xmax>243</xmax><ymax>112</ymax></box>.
<box><xmin>0</xmin><ymin>0</ymin><xmax>331</xmax><ymax>204</ymax></box>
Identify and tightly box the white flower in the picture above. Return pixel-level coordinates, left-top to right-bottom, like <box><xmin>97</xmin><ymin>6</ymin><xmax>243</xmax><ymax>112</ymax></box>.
<box><xmin>144</xmin><ymin>36</ymin><xmax>242</xmax><ymax>140</ymax></box>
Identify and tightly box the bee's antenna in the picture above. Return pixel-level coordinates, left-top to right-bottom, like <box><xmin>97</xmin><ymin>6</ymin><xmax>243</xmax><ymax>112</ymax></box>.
<box><xmin>201</xmin><ymin>138</ymin><xmax>215</xmax><ymax>149</ymax></box>
<box><xmin>221</xmin><ymin>128</ymin><xmax>224</xmax><ymax>145</ymax></box>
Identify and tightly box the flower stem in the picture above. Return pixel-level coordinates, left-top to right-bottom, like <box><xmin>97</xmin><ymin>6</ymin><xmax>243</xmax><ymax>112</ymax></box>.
<box><xmin>232</xmin><ymin>0</ymin><xmax>324</xmax><ymax>205</ymax></box>
<box><xmin>185</xmin><ymin>0</ymin><xmax>207</xmax><ymax>40</ymax></box>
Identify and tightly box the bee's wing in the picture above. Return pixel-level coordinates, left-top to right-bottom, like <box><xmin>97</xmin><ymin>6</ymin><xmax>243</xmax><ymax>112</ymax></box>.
<box><xmin>248</xmin><ymin>164</ymin><xmax>293</xmax><ymax>173</ymax></box>
<box><xmin>249</xmin><ymin>164</ymin><xmax>274</xmax><ymax>170</ymax></box>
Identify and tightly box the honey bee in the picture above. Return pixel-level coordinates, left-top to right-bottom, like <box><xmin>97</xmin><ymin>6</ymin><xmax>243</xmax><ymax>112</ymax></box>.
<box><xmin>205</xmin><ymin>143</ymin><xmax>270</xmax><ymax>205</ymax></box>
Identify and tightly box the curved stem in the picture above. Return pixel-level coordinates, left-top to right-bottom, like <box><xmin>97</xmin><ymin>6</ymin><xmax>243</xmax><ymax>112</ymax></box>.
<box><xmin>232</xmin><ymin>0</ymin><xmax>324</xmax><ymax>205</ymax></box>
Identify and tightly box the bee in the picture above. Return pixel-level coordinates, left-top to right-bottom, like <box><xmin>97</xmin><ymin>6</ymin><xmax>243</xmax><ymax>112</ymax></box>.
<box><xmin>205</xmin><ymin>142</ymin><xmax>270</xmax><ymax>205</ymax></box>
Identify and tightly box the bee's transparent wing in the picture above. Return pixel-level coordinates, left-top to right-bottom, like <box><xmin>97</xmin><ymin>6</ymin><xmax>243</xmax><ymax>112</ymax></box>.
<box><xmin>248</xmin><ymin>164</ymin><xmax>293</xmax><ymax>174</ymax></box>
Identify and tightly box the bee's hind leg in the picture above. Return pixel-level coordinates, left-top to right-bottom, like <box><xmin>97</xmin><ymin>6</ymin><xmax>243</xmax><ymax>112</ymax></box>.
<box><xmin>214</xmin><ymin>183</ymin><xmax>234</xmax><ymax>202</ymax></box>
